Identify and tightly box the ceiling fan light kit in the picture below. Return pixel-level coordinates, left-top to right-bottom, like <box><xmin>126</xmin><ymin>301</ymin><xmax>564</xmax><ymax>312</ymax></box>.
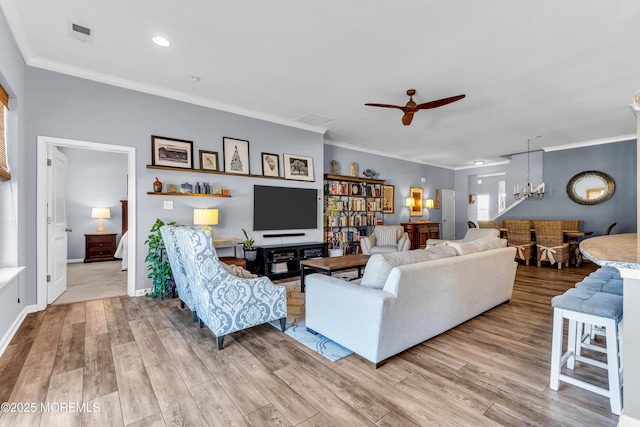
<box><xmin>365</xmin><ymin>89</ymin><xmax>465</xmax><ymax>126</ymax></box>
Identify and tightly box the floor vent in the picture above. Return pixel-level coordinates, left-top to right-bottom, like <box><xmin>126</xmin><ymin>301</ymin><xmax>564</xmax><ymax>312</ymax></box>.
<box><xmin>68</xmin><ymin>21</ymin><xmax>94</xmax><ymax>43</ymax></box>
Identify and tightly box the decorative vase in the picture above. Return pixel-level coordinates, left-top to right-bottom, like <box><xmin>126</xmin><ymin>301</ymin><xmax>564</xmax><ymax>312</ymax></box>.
<box><xmin>153</xmin><ymin>177</ymin><xmax>162</xmax><ymax>192</ymax></box>
<box><xmin>244</xmin><ymin>248</ymin><xmax>257</xmax><ymax>261</ymax></box>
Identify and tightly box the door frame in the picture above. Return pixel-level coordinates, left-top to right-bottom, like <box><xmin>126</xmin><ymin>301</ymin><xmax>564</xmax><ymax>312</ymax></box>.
<box><xmin>36</xmin><ymin>135</ymin><xmax>136</xmax><ymax>311</ymax></box>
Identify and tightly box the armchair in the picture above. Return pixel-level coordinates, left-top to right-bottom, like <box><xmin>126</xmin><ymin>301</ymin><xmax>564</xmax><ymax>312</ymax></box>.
<box><xmin>171</xmin><ymin>227</ymin><xmax>287</xmax><ymax>350</ymax></box>
<box><xmin>160</xmin><ymin>225</ymin><xmax>199</xmax><ymax>322</ymax></box>
<box><xmin>360</xmin><ymin>225</ymin><xmax>410</xmax><ymax>255</ymax></box>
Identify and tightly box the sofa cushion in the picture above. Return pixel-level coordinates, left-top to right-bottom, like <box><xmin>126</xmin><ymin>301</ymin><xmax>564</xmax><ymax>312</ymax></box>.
<box><xmin>461</xmin><ymin>228</ymin><xmax>500</xmax><ymax>242</ymax></box>
<box><xmin>448</xmin><ymin>236</ymin><xmax>505</xmax><ymax>256</ymax></box>
<box><xmin>376</xmin><ymin>227</ymin><xmax>398</xmax><ymax>246</ymax></box>
<box><xmin>361</xmin><ymin>245</ymin><xmax>457</xmax><ymax>290</ymax></box>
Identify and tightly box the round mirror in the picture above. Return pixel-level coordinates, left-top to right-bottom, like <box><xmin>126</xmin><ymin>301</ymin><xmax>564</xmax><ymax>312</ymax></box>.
<box><xmin>566</xmin><ymin>170</ymin><xmax>615</xmax><ymax>205</ymax></box>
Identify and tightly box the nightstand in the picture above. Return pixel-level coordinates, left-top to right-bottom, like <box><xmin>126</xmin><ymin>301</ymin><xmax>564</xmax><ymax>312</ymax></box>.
<box><xmin>84</xmin><ymin>233</ymin><xmax>117</xmax><ymax>263</ymax></box>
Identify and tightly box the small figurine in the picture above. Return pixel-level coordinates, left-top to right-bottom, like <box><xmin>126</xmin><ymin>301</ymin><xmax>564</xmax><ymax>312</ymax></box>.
<box><xmin>351</xmin><ymin>162</ymin><xmax>357</xmax><ymax>177</ymax></box>
<box><xmin>331</xmin><ymin>160</ymin><xmax>338</xmax><ymax>175</ymax></box>
<box><xmin>153</xmin><ymin>177</ymin><xmax>162</xmax><ymax>192</ymax></box>
<box><xmin>362</xmin><ymin>168</ymin><xmax>378</xmax><ymax>179</ymax></box>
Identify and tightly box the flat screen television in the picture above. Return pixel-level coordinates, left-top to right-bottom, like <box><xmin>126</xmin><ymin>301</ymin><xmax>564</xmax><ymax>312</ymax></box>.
<box><xmin>253</xmin><ymin>185</ymin><xmax>318</xmax><ymax>231</ymax></box>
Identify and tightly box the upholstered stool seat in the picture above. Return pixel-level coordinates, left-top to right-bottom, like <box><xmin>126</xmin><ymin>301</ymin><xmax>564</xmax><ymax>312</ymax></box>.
<box><xmin>550</xmin><ymin>288</ymin><xmax>623</xmax><ymax>415</ymax></box>
<box><xmin>589</xmin><ymin>267</ymin><xmax>622</xmax><ymax>280</ymax></box>
<box><xmin>575</xmin><ymin>277</ymin><xmax>623</xmax><ymax>296</ymax></box>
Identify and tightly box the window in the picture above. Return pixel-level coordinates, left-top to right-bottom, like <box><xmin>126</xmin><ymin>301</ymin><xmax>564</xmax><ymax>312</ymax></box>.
<box><xmin>0</xmin><ymin>83</ymin><xmax>9</xmax><ymax>181</ymax></box>
<box><xmin>477</xmin><ymin>194</ymin><xmax>490</xmax><ymax>221</ymax></box>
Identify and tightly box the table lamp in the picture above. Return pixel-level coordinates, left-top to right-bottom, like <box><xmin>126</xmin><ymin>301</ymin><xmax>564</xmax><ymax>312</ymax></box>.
<box><xmin>425</xmin><ymin>199</ymin><xmax>435</xmax><ymax>221</ymax></box>
<box><xmin>91</xmin><ymin>207</ymin><xmax>111</xmax><ymax>233</ymax></box>
<box><xmin>194</xmin><ymin>208</ymin><xmax>219</xmax><ymax>238</ymax></box>
<box><xmin>405</xmin><ymin>197</ymin><xmax>415</xmax><ymax>223</ymax></box>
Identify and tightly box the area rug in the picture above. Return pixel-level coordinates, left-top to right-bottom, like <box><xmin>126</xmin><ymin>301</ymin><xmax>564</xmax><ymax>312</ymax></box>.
<box><xmin>274</xmin><ymin>319</ymin><xmax>353</xmax><ymax>362</ymax></box>
<box><xmin>270</xmin><ymin>275</ymin><xmax>354</xmax><ymax>362</ymax></box>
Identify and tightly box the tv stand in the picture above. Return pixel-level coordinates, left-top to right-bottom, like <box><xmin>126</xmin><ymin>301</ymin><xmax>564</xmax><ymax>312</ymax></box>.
<box><xmin>257</xmin><ymin>242</ymin><xmax>327</xmax><ymax>279</ymax></box>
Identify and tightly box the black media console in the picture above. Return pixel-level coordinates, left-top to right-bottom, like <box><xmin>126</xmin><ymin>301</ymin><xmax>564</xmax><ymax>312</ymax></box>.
<box><xmin>257</xmin><ymin>242</ymin><xmax>327</xmax><ymax>280</ymax></box>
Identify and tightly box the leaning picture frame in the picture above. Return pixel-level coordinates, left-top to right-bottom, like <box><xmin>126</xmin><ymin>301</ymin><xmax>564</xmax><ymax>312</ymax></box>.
<box><xmin>283</xmin><ymin>154</ymin><xmax>314</xmax><ymax>181</ymax></box>
<box><xmin>151</xmin><ymin>135</ymin><xmax>193</xmax><ymax>169</ymax></box>
<box><xmin>382</xmin><ymin>184</ymin><xmax>395</xmax><ymax>214</ymax></box>
<box><xmin>199</xmin><ymin>150</ymin><xmax>219</xmax><ymax>171</ymax></box>
<box><xmin>223</xmin><ymin>137</ymin><xmax>250</xmax><ymax>175</ymax></box>
<box><xmin>261</xmin><ymin>152</ymin><xmax>280</xmax><ymax>177</ymax></box>
<box><xmin>409</xmin><ymin>187</ymin><xmax>424</xmax><ymax>217</ymax></box>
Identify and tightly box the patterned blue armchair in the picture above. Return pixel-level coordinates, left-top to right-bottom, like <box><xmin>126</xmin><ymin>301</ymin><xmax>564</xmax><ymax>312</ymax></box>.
<box><xmin>160</xmin><ymin>226</ymin><xmax>199</xmax><ymax>322</ymax></box>
<box><xmin>172</xmin><ymin>227</ymin><xmax>287</xmax><ymax>350</ymax></box>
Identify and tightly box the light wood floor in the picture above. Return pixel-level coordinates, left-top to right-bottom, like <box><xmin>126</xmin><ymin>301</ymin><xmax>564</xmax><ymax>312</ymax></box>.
<box><xmin>0</xmin><ymin>262</ymin><xmax>620</xmax><ymax>426</ymax></box>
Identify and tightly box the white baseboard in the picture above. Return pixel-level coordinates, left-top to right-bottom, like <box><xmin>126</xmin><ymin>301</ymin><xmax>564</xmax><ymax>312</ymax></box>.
<box><xmin>0</xmin><ymin>304</ymin><xmax>39</xmax><ymax>357</ymax></box>
<box><xmin>133</xmin><ymin>288</ymin><xmax>152</xmax><ymax>297</ymax></box>
<box><xmin>620</xmin><ymin>414</ymin><xmax>640</xmax><ymax>427</ymax></box>
<box><xmin>67</xmin><ymin>258</ymin><xmax>85</xmax><ymax>264</ymax></box>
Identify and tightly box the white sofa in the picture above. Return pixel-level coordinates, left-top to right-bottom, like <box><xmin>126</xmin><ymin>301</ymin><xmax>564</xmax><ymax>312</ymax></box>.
<box><xmin>305</xmin><ymin>238</ymin><xmax>517</xmax><ymax>365</ymax></box>
<box><xmin>425</xmin><ymin>227</ymin><xmax>500</xmax><ymax>246</ymax></box>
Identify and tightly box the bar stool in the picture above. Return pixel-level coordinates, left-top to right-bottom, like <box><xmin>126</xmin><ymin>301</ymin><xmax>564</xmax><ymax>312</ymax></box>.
<box><xmin>550</xmin><ymin>288</ymin><xmax>623</xmax><ymax>415</ymax></box>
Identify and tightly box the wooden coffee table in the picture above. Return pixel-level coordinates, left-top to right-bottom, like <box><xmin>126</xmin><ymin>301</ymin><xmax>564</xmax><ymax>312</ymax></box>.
<box><xmin>299</xmin><ymin>253</ymin><xmax>370</xmax><ymax>292</ymax></box>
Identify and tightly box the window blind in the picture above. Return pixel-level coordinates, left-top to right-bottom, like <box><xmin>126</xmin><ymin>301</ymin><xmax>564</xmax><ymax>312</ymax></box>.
<box><xmin>0</xmin><ymin>83</ymin><xmax>10</xmax><ymax>181</ymax></box>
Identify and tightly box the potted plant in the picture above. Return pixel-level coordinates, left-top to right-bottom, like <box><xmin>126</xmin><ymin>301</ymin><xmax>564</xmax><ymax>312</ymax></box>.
<box><xmin>242</xmin><ymin>228</ymin><xmax>257</xmax><ymax>261</ymax></box>
<box><xmin>329</xmin><ymin>233</ymin><xmax>345</xmax><ymax>257</ymax></box>
<box><xmin>145</xmin><ymin>218</ymin><xmax>176</xmax><ymax>298</ymax></box>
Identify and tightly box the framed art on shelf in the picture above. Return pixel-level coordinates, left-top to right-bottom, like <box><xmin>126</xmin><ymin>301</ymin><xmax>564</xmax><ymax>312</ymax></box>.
<box><xmin>283</xmin><ymin>153</ymin><xmax>314</xmax><ymax>181</ymax></box>
<box><xmin>382</xmin><ymin>184</ymin><xmax>395</xmax><ymax>214</ymax></box>
<box><xmin>151</xmin><ymin>135</ymin><xmax>193</xmax><ymax>169</ymax></box>
<box><xmin>199</xmin><ymin>150</ymin><xmax>219</xmax><ymax>171</ymax></box>
<box><xmin>261</xmin><ymin>152</ymin><xmax>280</xmax><ymax>177</ymax></box>
<box><xmin>223</xmin><ymin>137</ymin><xmax>250</xmax><ymax>175</ymax></box>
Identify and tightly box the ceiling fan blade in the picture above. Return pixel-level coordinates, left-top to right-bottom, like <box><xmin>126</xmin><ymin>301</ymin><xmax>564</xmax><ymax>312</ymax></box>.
<box><xmin>402</xmin><ymin>112</ymin><xmax>414</xmax><ymax>126</ymax></box>
<box><xmin>365</xmin><ymin>103</ymin><xmax>405</xmax><ymax>110</ymax></box>
<box><xmin>417</xmin><ymin>94</ymin><xmax>466</xmax><ymax>110</ymax></box>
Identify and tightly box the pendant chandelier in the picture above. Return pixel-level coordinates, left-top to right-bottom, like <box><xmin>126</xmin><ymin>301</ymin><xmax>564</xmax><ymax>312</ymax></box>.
<box><xmin>513</xmin><ymin>138</ymin><xmax>544</xmax><ymax>201</ymax></box>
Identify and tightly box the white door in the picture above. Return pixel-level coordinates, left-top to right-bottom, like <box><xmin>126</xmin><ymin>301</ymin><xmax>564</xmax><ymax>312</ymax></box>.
<box><xmin>441</xmin><ymin>189</ymin><xmax>455</xmax><ymax>240</ymax></box>
<box><xmin>47</xmin><ymin>147</ymin><xmax>68</xmax><ymax>303</ymax></box>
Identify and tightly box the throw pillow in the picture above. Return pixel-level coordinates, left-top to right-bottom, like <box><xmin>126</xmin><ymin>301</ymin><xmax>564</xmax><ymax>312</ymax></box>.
<box><xmin>376</xmin><ymin>228</ymin><xmax>398</xmax><ymax>246</ymax></box>
<box><xmin>448</xmin><ymin>236</ymin><xmax>504</xmax><ymax>256</ymax></box>
<box><xmin>361</xmin><ymin>245</ymin><xmax>457</xmax><ymax>290</ymax></box>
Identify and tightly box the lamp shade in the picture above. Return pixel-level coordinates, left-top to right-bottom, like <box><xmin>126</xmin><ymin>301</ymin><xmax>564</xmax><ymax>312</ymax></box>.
<box><xmin>193</xmin><ymin>208</ymin><xmax>219</xmax><ymax>226</ymax></box>
<box><xmin>425</xmin><ymin>199</ymin><xmax>435</xmax><ymax>210</ymax></box>
<box><xmin>91</xmin><ymin>207</ymin><xmax>111</xmax><ymax>219</ymax></box>
<box><xmin>405</xmin><ymin>198</ymin><xmax>415</xmax><ymax>208</ymax></box>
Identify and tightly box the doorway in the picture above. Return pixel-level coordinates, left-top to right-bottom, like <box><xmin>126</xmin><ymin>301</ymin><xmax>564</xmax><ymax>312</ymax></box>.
<box><xmin>36</xmin><ymin>136</ymin><xmax>136</xmax><ymax>311</ymax></box>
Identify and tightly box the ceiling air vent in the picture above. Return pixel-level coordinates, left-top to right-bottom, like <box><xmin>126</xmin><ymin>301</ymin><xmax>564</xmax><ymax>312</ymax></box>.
<box><xmin>295</xmin><ymin>112</ymin><xmax>332</xmax><ymax>126</ymax></box>
<box><xmin>68</xmin><ymin>21</ymin><xmax>94</xmax><ymax>43</ymax></box>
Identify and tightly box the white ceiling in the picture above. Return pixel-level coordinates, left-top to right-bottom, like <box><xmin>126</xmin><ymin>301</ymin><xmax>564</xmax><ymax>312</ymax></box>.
<box><xmin>2</xmin><ymin>0</ymin><xmax>640</xmax><ymax>169</ymax></box>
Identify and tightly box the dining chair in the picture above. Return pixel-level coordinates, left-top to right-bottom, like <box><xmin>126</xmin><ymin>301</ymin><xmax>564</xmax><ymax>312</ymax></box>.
<box><xmin>561</xmin><ymin>219</ymin><xmax>581</xmax><ymax>264</ymax></box>
<box><xmin>503</xmin><ymin>219</ymin><xmax>535</xmax><ymax>265</ymax></box>
<box><xmin>605</xmin><ymin>222</ymin><xmax>617</xmax><ymax>235</ymax></box>
<box><xmin>467</xmin><ymin>220</ymin><xmax>477</xmax><ymax>228</ymax></box>
<box><xmin>478</xmin><ymin>220</ymin><xmax>499</xmax><ymax>229</ymax></box>
<box><xmin>533</xmin><ymin>220</ymin><xmax>570</xmax><ymax>269</ymax></box>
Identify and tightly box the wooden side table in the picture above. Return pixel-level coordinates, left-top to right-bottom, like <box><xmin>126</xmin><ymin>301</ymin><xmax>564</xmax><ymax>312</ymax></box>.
<box><xmin>84</xmin><ymin>233</ymin><xmax>117</xmax><ymax>263</ymax></box>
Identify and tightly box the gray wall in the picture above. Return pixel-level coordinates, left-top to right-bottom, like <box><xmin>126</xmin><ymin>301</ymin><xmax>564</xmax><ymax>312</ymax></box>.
<box><xmin>23</xmin><ymin>67</ymin><xmax>324</xmax><ymax>299</ymax></box>
<box><xmin>323</xmin><ymin>144</ymin><xmax>455</xmax><ymax>226</ymax></box>
<box><xmin>60</xmin><ymin>147</ymin><xmax>128</xmax><ymax>260</ymax></box>
<box><xmin>0</xmin><ymin>6</ymin><xmax>28</xmax><ymax>347</ymax></box>
<box><xmin>455</xmin><ymin>140</ymin><xmax>636</xmax><ymax>238</ymax></box>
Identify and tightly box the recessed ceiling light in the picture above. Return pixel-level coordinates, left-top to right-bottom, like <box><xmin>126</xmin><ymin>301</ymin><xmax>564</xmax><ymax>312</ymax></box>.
<box><xmin>474</xmin><ymin>160</ymin><xmax>485</xmax><ymax>166</ymax></box>
<box><xmin>187</xmin><ymin>75</ymin><xmax>200</xmax><ymax>83</ymax></box>
<box><xmin>152</xmin><ymin>36</ymin><xmax>171</xmax><ymax>47</ymax></box>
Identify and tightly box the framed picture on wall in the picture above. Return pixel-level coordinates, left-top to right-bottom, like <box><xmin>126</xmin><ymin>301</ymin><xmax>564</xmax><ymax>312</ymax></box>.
<box><xmin>151</xmin><ymin>135</ymin><xmax>193</xmax><ymax>169</ymax></box>
<box><xmin>283</xmin><ymin>154</ymin><xmax>314</xmax><ymax>181</ymax></box>
<box><xmin>199</xmin><ymin>150</ymin><xmax>219</xmax><ymax>171</ymax></box>
<box><xmin>261</xmin><ymin>152</ymin><xmax>280</xmax><ymax>177</ymax></box>
<box><xmin>409</xmin><ymin>187</ymin><xmax>423</xmax><ymax>217</ymax></box>
<box><xmin>223</xmin><ymin>137</ymin><xmax>250</xmax><ymax>175</ymax></box>
<box><xmin>382</xmin><ymin>184</ymin><xmax>395</xmax><ymax>214</ymax></box>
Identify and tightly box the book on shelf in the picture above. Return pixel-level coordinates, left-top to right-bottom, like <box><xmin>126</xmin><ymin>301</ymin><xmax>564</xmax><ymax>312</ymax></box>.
<box><xmin>271</xmin><ymin>262</ymin><xmax>288</xmax><ymax>273</ymax></box>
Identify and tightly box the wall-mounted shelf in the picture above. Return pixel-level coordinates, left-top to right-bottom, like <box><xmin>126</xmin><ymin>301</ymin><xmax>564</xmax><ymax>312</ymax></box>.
<box><xmin>147</xmin><ymin>192</ymin><xmax>231</xmax><ymax>198</ymax></box>
<box><xmin>146</xmin><ymin>164</ymin><xmax>287</xmax><ymax>180</ymax></box>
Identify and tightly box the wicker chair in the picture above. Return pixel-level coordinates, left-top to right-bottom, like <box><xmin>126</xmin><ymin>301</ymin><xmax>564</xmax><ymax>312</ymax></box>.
<box><xmin>478</xmin><ymin>220</ymin><xmax>499</xmax><ymax>229</ymax></box>
<box><xmin>533</xmin><ymin>220</ymin><xmax>570</xmax><ymax>269</ymax></box>
<box><xmin>503</xmin><ymin>219</ymin><xmax>535</xmax><ymax>265</ymax></box>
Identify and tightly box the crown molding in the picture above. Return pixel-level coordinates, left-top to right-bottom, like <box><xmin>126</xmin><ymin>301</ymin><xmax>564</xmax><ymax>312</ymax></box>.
<box><xmin>0</xmin><ymin>0</ymin><xmax>34</xmax><ymax>60</ymax></box>
<box><xmin>25</xmin><ymin>55</ymin><xmax>328</xmax><ymax>136</ymax></box>
<box><xmin>543</xmin><ymin>134</ymin><xmax>635</xmax><ymax>152</ymax></box>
